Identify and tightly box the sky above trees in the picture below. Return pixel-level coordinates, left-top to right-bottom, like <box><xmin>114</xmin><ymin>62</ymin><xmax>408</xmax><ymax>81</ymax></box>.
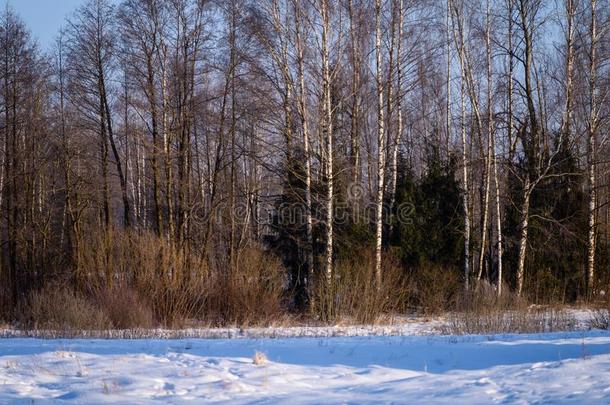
<box><xmin>1</xmin><ymin>0</ymin><xmax>116</xmax><ymax>49</ymax></box>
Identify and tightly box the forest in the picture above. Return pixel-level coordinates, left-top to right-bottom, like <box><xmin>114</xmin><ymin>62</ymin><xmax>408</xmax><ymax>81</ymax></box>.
<box><xmin>0</xmin><ymin>0</ymin><xmax>608</xmax><ymax>328</ymax></box>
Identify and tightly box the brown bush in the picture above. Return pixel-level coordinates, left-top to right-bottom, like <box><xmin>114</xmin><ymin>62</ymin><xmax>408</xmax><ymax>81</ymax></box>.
<box><xmin>406</xmin><ymin>263</ymin><xmax>462</xmax><ymax>314</ymax></box>
<box><xmin>95</xmin><ymin>285</ymin><xmax>155</xmax><ymax>329</ymax></box>
<box><xmin>77</xmin><ymin>227</ymin><xmax>209</xmax><ymax>326</ymax></box>
<box><xmin>76</xmin><ymin>227</ymin><xmax>287</xmax><ymax>327</ymax></box>
<box><xmin>311</xmin><ymin>250</ymin><xmax>409</xmax><ymax>323</ymax></box>
<box><xmin>202</xmin><ymin>247</ymin><xmax>286</xmax><ymax>327</ymax></box>
<box><xmin>19</xmin><ymin>286</ymin><xmax>111</xmax><ymax>331</ymax></box>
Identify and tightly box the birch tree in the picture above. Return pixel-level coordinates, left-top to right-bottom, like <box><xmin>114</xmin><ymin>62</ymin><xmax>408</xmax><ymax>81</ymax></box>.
<box><xmin>586</xmin><ymin>0</ymin><xmax>599</xmax><ymax>295</ymax></box>
<box><xmin>374</xmin><ymin>0</ymin><xmax>386</xmax><ymax>287</ymax></box>
<box><xmin>321</xmin><ymin>0</ymin><xmax>334</xmax><ymax>283</ymax></box>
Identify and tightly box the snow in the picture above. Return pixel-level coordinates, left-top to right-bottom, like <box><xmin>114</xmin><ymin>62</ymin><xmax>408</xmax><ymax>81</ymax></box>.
<box><xmin>1</xmin><ymin>330</ymin><xmax>610</xmax><ymax>403</ymax></box>
<box><xmin>0</xmin><ymin>308</ymin><xmax>597</xmax><ymax>340</ymax></box>
<box><xmin>0</xmin><ymin>317</ymin><xmax>443</xmax><ymax>339</ymax></box>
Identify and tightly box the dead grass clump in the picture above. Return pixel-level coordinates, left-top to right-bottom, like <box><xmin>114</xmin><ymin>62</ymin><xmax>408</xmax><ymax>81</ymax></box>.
<box><xmin>591</xmin><ymin>309</ymin><xmax>610</xmax><ymax>329</ymax></box>
<box><xmin>252</xmin><ymin>351</ymin><xmax>268</xmax><ymax>365</ymax></box>
<box><xmin>589</xmin><ymin>297</ymin><xmax>610</xmax><ymax>329</ymax></box>
<box><xmin>19</xmin><ymin>286</ymin><xmax>111</xmax><ymax>331</ymax></box>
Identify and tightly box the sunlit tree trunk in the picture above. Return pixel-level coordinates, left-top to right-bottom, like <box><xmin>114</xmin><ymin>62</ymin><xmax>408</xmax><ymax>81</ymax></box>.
<box><xmin>374</xmin><ymin>0</ymin><xmax>386</xmax><ymax>288</ymax></box>
<box><xmin>586</xmin><ymin>0</ymin><xmax>598</xmax><ymax>296</ymax></box>
<box><xmin>321</xmin><ymin>0</ymin><xmax>334</xmax><ymax>284</ymax></box>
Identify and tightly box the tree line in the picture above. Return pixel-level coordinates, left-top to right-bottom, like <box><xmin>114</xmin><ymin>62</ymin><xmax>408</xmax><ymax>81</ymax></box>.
<box><xmin>0</xmin><ymin>0</ymin><xmax>609</xmax><ymax>324</ymax></box>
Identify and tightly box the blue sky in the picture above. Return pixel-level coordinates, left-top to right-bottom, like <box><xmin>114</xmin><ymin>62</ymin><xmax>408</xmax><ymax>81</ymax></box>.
<box><xmin>1</xmin><ymin>0</ymin><xmax>105</xmax><ymax>49</ymax></box>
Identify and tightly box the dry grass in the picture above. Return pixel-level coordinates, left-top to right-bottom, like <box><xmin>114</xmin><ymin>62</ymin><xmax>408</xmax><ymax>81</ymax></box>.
<box><xmin>589</xmin><ymin>299</ymin><xmax>610</xmax><ymax>330</ymax></box>
<box><xmin>591</xmin><ymin>309</ymin><xmax>610</xmax><ymax>329</ymax></box>
<box><xmin>252</xmin><ymin>351</ymin><xmax>268</xmax><ymax>365</ymax></box>
<box><xmin>443</xmin><ymin>286</ymin><xmax>577</xmax><ymax>334</ymax></box>
<box><xmin>19</xmin><ymin>286</ymin><xmax>112</xmax><ymax>331</ymax></box>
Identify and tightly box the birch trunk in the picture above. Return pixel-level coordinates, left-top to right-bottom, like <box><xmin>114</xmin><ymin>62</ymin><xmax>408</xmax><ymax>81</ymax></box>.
<box><xmin>517</xmin><ymin>182</ymin><xmax>531</xmax><ymax>296</ymax></box>
<box><xmin>321</xmin><ymin>0</ymin><xmax>334</xmax><ymax>283</ymax></box>
<box><xmin>389</xmin><ymin>0</ymin><xmax>404</xmax><ymax>235</ymax></box>
<box><xmin>161</xmin><ymin>48</ymin><xmax>175</xmax><ymax>241</ymax></box>
<box><xmin>515</xmin><ymin>0</ymin><xmax>540</xmax><ymax>297</ymax></box>
<box><xmin>492</xmin><ymin>131</ymin><xmax>503</xmax><ymax>296</ymax></box>
<box><xmin>374</xmin><ymin>0</ymin><xmax>386</xmax><ymax>288</ymax></box>
<box><xmin>348</xmin><ymin>0</ymin><xmax>360</xmax><ymax>185</ymax></box>
<box><xmin>450</xmin><ymin>0</ymin><xmax>471</xmax><ymax>290</ymax></box>
<box><xmin>587</xmin><ymin>0</ymin><xmax>598</xmax><ymax>295</ymax></box>
<box><xmin>507</xmin><ymin>0</ymin><xmax>516</xmax><ymax>162</ymax></box>
<box><xmin>476</xmin><ymin>0</ymin><xmax>493</xmax><ymax>284</ymax></box>
<box><xmin>562</xmin><ymin>0</ymin><xmax>575</xmax><ymax>142</ymax></box>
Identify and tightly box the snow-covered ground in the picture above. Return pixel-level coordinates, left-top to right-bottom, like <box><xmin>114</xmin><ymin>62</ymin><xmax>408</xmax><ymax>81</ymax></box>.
<box><xmin>0</xmin><ymin>316</ymin><xmax>444</xmax><ymax>339</ymax></box>
<box><xmin>1</xmin><ymin>330</ymin><xmax>610</xmax><ymax>403</ymax></box>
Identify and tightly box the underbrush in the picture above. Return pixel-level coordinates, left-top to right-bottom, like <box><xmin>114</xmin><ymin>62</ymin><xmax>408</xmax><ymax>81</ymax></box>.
<box><xmin>310</xmin><ymin>251</ymin><xmax>409</xmax><ymax>323</ymax></box>
<box><xmin>1</xmin><ymin>228</ymin><xmax>591</xmax><ymax>333</ymax></box>
<box><xmin>405</xmin><ymin>263</ymin><xmax>462</xmax><ymax>314</ymax></box>
<box><xmin>18</xmin><ymin>286</ymin><xmax>112</xmax><ymax>331</ymax></box>
<box><xmin>14</xmin><ymin>228</ymin><xmax>286</xmax><ymax>330</ymax></box>
<box><xmin>443</xmin><ymin>285</ymin><xmax>577</xmax><ymax>334</ymax></box>
<box><xmin>589</xmin><ymin>298</ymin><xmax>610</xmax><ymax>329</ymax></box>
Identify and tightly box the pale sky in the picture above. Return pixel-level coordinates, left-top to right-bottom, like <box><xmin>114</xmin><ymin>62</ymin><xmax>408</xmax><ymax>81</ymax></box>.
<box><xmin>2</xmin><ymin>0</ymin><xmax>117</xmax><ymax>49</ymax></box>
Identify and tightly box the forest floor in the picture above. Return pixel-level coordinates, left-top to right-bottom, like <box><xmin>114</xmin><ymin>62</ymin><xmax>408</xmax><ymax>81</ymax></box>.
<box><xmin>0</xmin><ymin>310</ymin><xmax>609</xmax><ymax>403</ymax></box>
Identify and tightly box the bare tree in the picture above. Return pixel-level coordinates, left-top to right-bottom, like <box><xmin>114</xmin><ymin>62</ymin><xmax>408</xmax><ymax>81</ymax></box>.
<box><xmin>321</xmin><ymin>0</ymin><xmax>334</xmax><ymax>283</ymax></box>
<box><xmin>67</xmin><ymin>0</ymin><xmax>131</xmax><ymax>229</ymax></box>
<box><xmin>374</xmin><ymin>0</ymin><xmax>386</xmax><ymax>287</ymax></box>
<box><xmin>586</xmin><ymin>0</ymin><xmax>599</xmax><ymax>295</ymax></box>
<box><xmin>295</xmin><ymin>0</ymin><xmax>315</xmax><ymax>293</ymax></box>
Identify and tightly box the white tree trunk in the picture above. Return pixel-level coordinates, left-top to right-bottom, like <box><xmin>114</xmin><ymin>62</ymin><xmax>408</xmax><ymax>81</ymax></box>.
<box><xmin>374</xmin><ymin>0</ymin><xmax>386</xmax><ymax>288</ymax></box>
<box><xmin>517</xmin><ymin>182</ymin><xmax>531</xmax><ymax>297</ymax></box>
<box><xmin>321</xmin><ymin>0</ymin><xmax>334</xmax><ymax>284</ymax></box>
<box><xmin>586</xmin><ymin>0</ymin><xmax>598</xmax><ymax>295</ymax></box>
<box><xmin>389</xmin><ymin>0</ymin><xmax>404</xmax><ymax>235</ymax></box>
<box><xmin>476</xmin><ymin>0</ymin><xmax>493</xmax><ymax>284</ymax></box>
<box><xmin>492</xmin><ymin>140</ymin><xmax>503</xmax><ymax>296</ymax></box>
<box><xmin>450</xmin><ymin>0</ymin><xmax>471</xmax><ymax>290</ymax></box>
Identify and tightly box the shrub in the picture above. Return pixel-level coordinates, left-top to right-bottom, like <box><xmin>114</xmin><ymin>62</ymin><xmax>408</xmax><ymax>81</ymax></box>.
<box><xmin>19</xmin><ymin>286</ymin><xmax>111</xmax><ymax>331</ymax></box>
<box><xmin>202</xmin><ymin>247</ymin><xmax>286</xmax><ymax>327</ymax></box>
<box><xmin>406</xmin><ymin>263</ymin><xmax>462</xmax><ymax>314</ymax></box>
<box><xmin>76</xmin><ymin>228</ymin><xmax>286</xmax><ymax>328</ymax></box>
<box><xmin>78</xmin><ymin>227</ymin><xmax>209</xmax><ymax>327</ymax></box>
<box><xmin>311</xmin><ymin>250</ymin><xmax>409</xmax><ymax>323</ymax></box>
<box><xmin>95</xmin><ymin>285</ymin><xmax>155</xmax><ymax>329</ymax></box>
